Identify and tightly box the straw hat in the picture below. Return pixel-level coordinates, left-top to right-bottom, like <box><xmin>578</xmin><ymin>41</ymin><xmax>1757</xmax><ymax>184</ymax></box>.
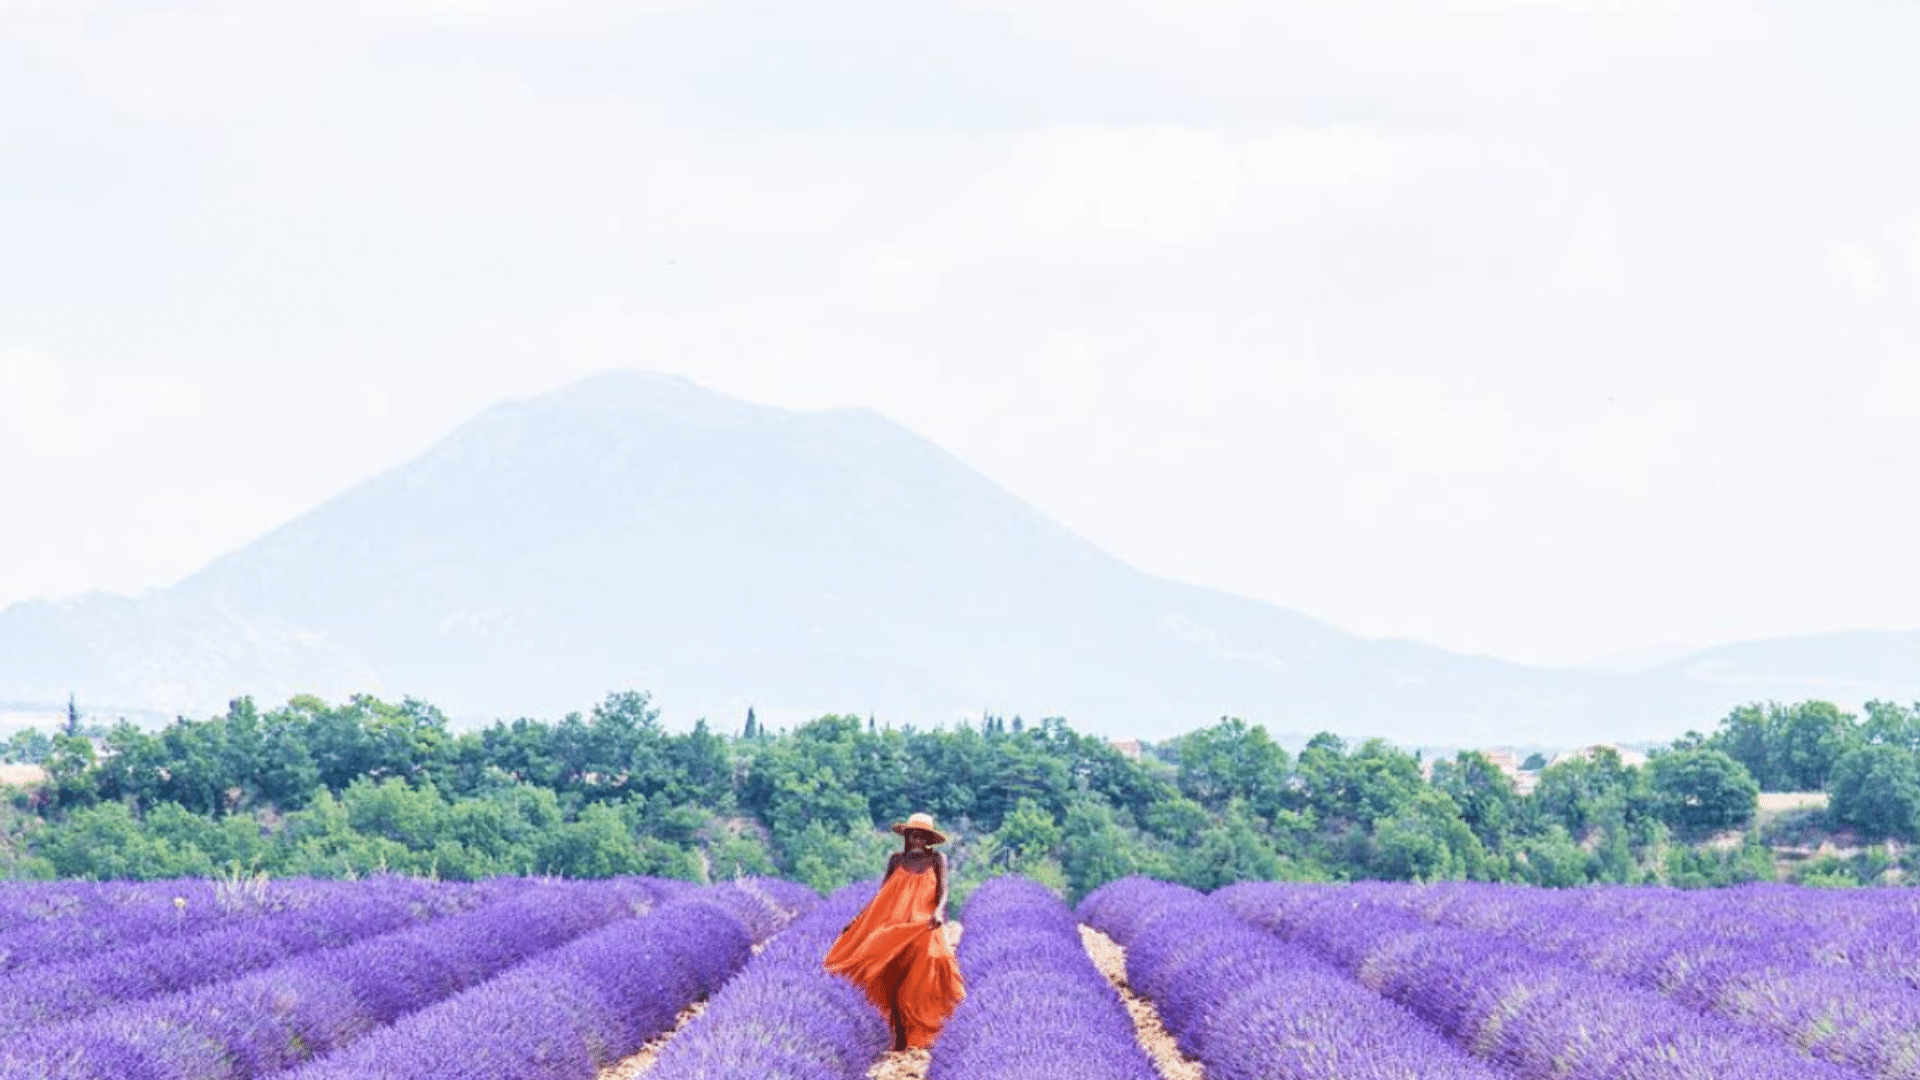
<box><xmin>890</xmin><ymin>812</ymin><xmax>948</xmax><ymax>845</ymax></box>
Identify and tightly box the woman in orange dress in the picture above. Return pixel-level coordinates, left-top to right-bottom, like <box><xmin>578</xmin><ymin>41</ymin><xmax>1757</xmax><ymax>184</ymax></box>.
<box><xmin>824</xmin><ymin>812</ymin><xmax>967</xmax><ymax>1051</ymax></box>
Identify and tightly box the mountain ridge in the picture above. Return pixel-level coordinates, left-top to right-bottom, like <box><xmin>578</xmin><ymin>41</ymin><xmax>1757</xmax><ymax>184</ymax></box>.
<box><xmin>2</xmin><ymin>370</ymin><xmax>1915</xmax><ymax>743</ymax></box>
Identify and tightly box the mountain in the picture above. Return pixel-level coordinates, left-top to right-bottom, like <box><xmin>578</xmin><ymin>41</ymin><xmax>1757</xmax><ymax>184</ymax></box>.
<box><xmin>2</xmin><ymin>371</ymin><xmax>1915</xmax><ymax>744</ymax></box>
<box><xmin>1646</xmin><ymin>632</ymin><xmax>1920</xmax><ymax>702</ymax></box>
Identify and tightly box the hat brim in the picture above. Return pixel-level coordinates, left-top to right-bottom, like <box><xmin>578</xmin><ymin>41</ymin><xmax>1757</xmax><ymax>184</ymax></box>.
<box><xmin>890</xmin><ymin>822</ymin><xmax>949</xmax><ymax>844</ymax></box>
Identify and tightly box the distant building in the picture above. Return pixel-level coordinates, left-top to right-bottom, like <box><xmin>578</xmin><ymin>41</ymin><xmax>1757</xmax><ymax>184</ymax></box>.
<box><xmin>1110</xmin><ymin>738</ymin><xmax>1142</xmax><ymax>760</ymax></box>
<box><xmin>1465</xmin><ymin>748</ymin><xmax>1539</xmax><ymax>795</ymax></box>
<box><xmin>1550</xmin><ymin>743</ymin><xmax>1649</xmax><ymax>769</ymax></box>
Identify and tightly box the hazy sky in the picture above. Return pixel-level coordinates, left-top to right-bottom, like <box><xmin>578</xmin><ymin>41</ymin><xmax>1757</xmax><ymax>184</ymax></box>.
<box><xmin>3</xmin><ymin>1</ymin><xmax>1917</xmax><ymax>668</ymax></box>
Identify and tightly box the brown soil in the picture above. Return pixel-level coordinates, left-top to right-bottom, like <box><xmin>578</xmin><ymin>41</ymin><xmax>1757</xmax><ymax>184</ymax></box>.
<box><xmin>1079</xmin><ymin>924</ymin><xmax>1205</xmax><ymax>1080</ymax></box>
<box><xmin>593</xmin><ymin>915</ymin><xmax>792</xmax><ymax>1079</ymax></box>
<box><xmin>868</xmin><ymin>1047</ymin><xmax>932</xmax><ymax>1080</ymax></box>
<box><xmin>0</xmin><ymin>764</ymin><xmax>45</xmax><ymax>788</ymax></box>
<box><xmin>1758</xmin><ymin>791</ymin><xmax>1829</xmax><ymax>812</ymax></box>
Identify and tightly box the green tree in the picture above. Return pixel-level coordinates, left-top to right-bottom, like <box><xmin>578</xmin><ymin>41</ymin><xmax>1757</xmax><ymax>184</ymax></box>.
<box><xmin>244</xmin><ymin>701</ymin><xmax>321</xmax><ymax>808</ymax></box>
<box><xmin>36</xmin><ymin>802</ymin><xmax>214</xmax><ymax>879</ymax></box>
<box><xmin>1174</xmin><ymin>801</ymin><xmax>1283</xmax><ymax>890</ymax></box>
<box><xmin>478</xmin><ymin>716</ymin><xmax>561</xmax><ymax>789</ymax></box>
<box><xmin>1141</xmin><ymin>794</ymin><xmax>1211</xmax><ymax>848</ymax></box>
<box><xmin>1714</xmin><ymin>703</ymin><xmax>1778</xmax><ymax>789</ymax></box>
<box><xmin>1529</xmin><ymin>747</ymin><xmax>1640</xmax><ymax>838</ymax></box>
<box><xmin>1431</xmin><ymin>750</ymin><xmax>1517</xmax><ymax>851</ymax></box>
<box><xmin>996</xmin><ymin>797</ymin><xmax>1063</xmax><ymax>871</ymax></box>
<box><xmin>1770</xmin><ymin>701</ymin><xmax>1857</xmax><ymax>791</ymax></box>
<box><xmin>534</xmin><ymin>802</ymin><xmax>696</xmax><ymax>878</ymax></box>
<box><xmin>1663</xmin><ymin>834</ymin><xmax>1776</xmax><ymax>888</ymax></box>
<box><xmin>302</xmin><ymin>695</ymin><xmax>382</xmax><ymax>791</ymax></box>
<box><xmin>145</xmin><ymin>801</ymin><xmax>270</xmax><ymax>871</ymax></box>
<box><xmin>1516</xmin><ymin>824</ymin><xmax>1589</xmax><ymax>887</ymax></box>
<box><xmin>1370</xmin><ymin>789</ymin><xmax>1489</xmax><ymax>882</ymax></box>
<box><xmin>702</xmin><ymin>817</ymin><xmax>778</xmax><ymax>881</ymax></box>
<box><xmin>572</xmin><ymin>690</ymin><xmax>669</xmax><ymax>802</ymax></box>
<box><xmin>1860</xmin><ymin>700</ymin><xmax>1920</xmax><ymax>752</ymax></box>
<box><xmin>342</xmin><ymin>777</ymin><xmax>446</xmax><ymax>850</ymax></box>
<box><xmin>786</xmin><ymin>821</ymin><xmax>895</xmax><ymax>894</ymax></box>
<box><xmin>3</xmin><ymin>727</ymin><xmax>52</xmax><ymax>764</ymax></box>
<box><xmin>279</xmin><ymin>788</ymin><xmax>411</xmax><ymax>876</ymax></box>
<box><xmin>1059</xmin><ymin>796</ymin><xmax>1140</xmax><ymax>903</ymax></box>
<box><xmin>43</xmin><ymin>731</ymin><xmax>99</xmax><ymax>808</ymax></box>
<box><xmin>1176</xmin><ymin>717</ymin><xmax>1290</xmax><ymax>819</ymax></box>
<box><xmin>665</xmin><ymin>719</ymin><xmax>732</xmax><ymax>808</ymax></box>
<box><xmin>1702</xmin><ymin>700</ymin><xmax>1860</xmax><ymax>791</ymax></box>
<box><xmin>1645</xmin><ymin>748</ymin><xmax>1759</xmax><ymax>831</ymax></box>
<box><xmin>1300</xmin><ymin>738</ymin><xmax>1423</xmax><ymax>827</ymax></box>
<box><xmin>1829</xmin><ymin>744</ymin><xmax>1920</xmax><ymax>840</ymax></box>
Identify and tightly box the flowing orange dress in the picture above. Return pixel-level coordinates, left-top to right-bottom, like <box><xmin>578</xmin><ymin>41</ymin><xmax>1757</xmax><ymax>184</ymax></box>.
<box><xmin>823</xmin><ymin>860</ymin><xmax>966</xmax><ymax>1048</ymax></box>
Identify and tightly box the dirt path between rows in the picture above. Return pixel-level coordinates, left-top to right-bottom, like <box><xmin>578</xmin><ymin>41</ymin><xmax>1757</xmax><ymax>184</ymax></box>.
<box><xmin>1079</xmin><ymin>924</ymin><xmax>1205</xmax><ymax>1080</ymax></box>
<box><xmin>596</xmin><ymin>930</ymin><xmax>782</xmax><ymax>1079</ymax></box>
<box><xmin>598</xmin><ymin>920</ymin><xmax>1195</xmax><ymax>1080</ymax></box>
<box><xmin>595</xmin><ymin>1001</ymin><xmax>707</xmax><ymax>1080</ymax></box>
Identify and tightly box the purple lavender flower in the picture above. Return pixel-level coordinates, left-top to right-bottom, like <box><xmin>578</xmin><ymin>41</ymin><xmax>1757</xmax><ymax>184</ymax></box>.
<box><xmin>647</xmin><ymin>882</ymin><xmax>888</xmax><ymax>1080</ymax></box>
<box><xmin>929</xmin><ymin>876</ymin><xmax>1156</xmax><ymax>1080</ymax></box>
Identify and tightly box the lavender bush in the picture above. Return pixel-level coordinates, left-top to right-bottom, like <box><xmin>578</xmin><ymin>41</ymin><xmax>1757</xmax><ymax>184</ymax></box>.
<box><xmin>0</xmin><ymin>879</ymin><xmax>270</xmax><ymax>973</ymax></box>
<box><xmin>0</xmin><ymin>878</ymin><xmax>472</xmax><ymax>1037</ymax></box>
<box><xmin>13</xmin><ymin>874</ymin><xmax>1917</xmax><ymax>1080</ymax></box>
<box><xmin>0</xmin><ymin>880</ymin><xmax>216</xmax><ymax>936</ymax></box>
<box><xmin>928</xmin><ymin>876</ymin><xmax>1156</xmax><ymax>1080</ymax></box>
<box><xmin>278</xmin><ymin>880</ymin><xmax>806</xmax><ymax>1080</ymax></box>
<box><xmin>1082</xmin><ymin>880</ymin><xmax>1508</xmax><ymax>1080</ymax></box>
<box><xmin>647</xmin><ymin>881</ymin><xmax>888</xmax><ymax>1080</ymax></box>
<box><xmin>1219</xmin><ymin>882</ymin><xmax>1867</xmax><ymax>1080</ymax></box>
<box><xmin>0</xmin><ymin>878</ymin><xmax>655</xmax><ymax>1080</ymax></box>
<box><xmin>1321</xmin><ymin>880</ymin><xmax>1920</xmax><ymax>1078</ymax></box>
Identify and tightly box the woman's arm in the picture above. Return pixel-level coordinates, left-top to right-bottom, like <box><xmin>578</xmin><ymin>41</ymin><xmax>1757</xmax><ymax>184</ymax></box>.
<box><xmin>930</xmin><ymin>851</ymin><xmax>951</xmax><ymax>927</ymax></box>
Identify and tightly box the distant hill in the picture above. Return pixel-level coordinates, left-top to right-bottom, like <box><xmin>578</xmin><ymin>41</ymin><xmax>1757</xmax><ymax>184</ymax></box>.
<box><xmin>1</xmin><ymin>371</ymin><xmax>1914</xmax><ymax>744</ymax></box>
<box><xmin>1646</xmin><ymin>632</ymin><xmax>1920</xmax><ymax>704</ymax></box>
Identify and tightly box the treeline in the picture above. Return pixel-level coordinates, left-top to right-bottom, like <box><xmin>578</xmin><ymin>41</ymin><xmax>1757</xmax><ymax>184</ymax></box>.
<box><xmin>4</xmin><ymin>692</ymin><xmax>1920</xmax><ymax>898</ymax></box>
<box><xmin>1675</xmin><ymin>700</ymin><xmax>1920</xmax><ymax>840</ymax></box>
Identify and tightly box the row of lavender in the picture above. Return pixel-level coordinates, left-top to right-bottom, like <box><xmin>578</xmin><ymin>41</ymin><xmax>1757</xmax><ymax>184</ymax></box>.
<box><xmin>931</xmin><ymin>877</ymin><xmax>1156</xmax><ymax>1080</ymax></box>
<box><xmin>1079</xmin><ymin>877</ymin><xmax>1509</xmax><ymax>1080</ymax></box>
<box><xmin>0</xmin><ymin>877</ymin><xmax>511</xmax><ymax>1039</ymax></box>
<box><xmin>0</xmin><ymin>878</ymin><xmax>504</xmax><ymax>976</ymax></box>
<box><xmin>0</xmin><ymin>877</ymin><xmax>813</xmax><ymax>1080</ymax></box>
<box><xmin>1253</xmin><ymin>881</ymin><xmax>1920</xmax><ymax>1079</ymax></box>
<box><xmin>645</xmin><ymin>880</ymin><xmax>890</xmax><ymax>1080</ymax></box>
<box><xmin>1218</xmin><ymin>882</ymin><xmax>1859</xmax><ymax>1080</ymax></box>
<box><xmin>286</xmin><ymin>878</ymin><xmax>816</xmax><ymax>1080</ymax></box>
<box><xmin>0</xmin><ymin>879</ymin><xmax>241</xmax><ymax>938</ymax></box>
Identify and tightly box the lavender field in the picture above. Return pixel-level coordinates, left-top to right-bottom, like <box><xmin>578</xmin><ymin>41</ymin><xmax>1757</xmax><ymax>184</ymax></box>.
<box><xmin>5</xmin><ymin>875</ymin><xmax>1920</xmax><ymax>1080</ymax></box>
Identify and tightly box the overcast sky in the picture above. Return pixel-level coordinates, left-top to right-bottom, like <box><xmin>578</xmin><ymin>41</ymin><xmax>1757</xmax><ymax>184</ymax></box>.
<box><xmin>2</xmin><ymin>1</ymin><xmax>1916</xmax><ymax>668</ymax></box>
